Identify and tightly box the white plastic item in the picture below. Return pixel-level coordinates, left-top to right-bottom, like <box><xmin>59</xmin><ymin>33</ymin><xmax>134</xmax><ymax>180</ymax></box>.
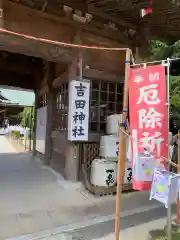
<box><xmin>106</xmin><ymin>114</ymin><xmax>123</xmax><ymax>135</ymax></box>
<box><xmin>169</xmin><ymin>132</ymin><xmax>172</xmax><ymax>145</ymax></box>
<box><xmin>100</xmin><ymin>135</ymin><xmax>130</xmax><ymax>158</ymax></box>
<box><xmin>90</xmin><ymin>158</ymin><xmax>117</xmax><ymax>187</ymax></box>
<box><xmin>100</xmin><ymin>135</ymin><xmax>119</xmax><ymax>158</ymax></box>
<box><xmin>168</xmin><ymin>132</ymin><xmax>173</xmax><ymax>159</ymax></box>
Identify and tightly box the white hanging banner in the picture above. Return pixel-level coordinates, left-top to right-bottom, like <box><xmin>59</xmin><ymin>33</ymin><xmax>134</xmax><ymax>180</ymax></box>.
<box><xmin>68</xmin><ymin>80</ymin><xmax>90</xmax><ymax>141</ymax></box>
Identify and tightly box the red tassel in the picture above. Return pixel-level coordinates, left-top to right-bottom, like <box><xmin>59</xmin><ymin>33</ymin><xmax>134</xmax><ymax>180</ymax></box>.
<box><xmin>141</xmin><ymin>0</ymin><xmax>152</xmax><ymax>18</ymax></box>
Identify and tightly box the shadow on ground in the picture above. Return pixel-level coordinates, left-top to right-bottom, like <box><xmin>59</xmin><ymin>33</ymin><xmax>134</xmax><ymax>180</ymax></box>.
<box><xmin>72</xmin><ymin>205</ymin><xmax>176</xmax><ymax>240</ymax></box>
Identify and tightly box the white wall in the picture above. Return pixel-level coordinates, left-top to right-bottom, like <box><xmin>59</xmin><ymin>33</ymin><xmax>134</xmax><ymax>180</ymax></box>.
<box><xmin>36</xmin><ymin>106</ymin><xmax>47</xmax><ymax>154</ymax></box>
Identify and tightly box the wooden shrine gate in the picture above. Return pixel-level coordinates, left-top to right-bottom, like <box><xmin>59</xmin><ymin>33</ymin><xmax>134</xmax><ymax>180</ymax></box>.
<box><xmin>0</xmin><ymin>0</ymin><xmax>180</xmax><ymax>194</ymax></box>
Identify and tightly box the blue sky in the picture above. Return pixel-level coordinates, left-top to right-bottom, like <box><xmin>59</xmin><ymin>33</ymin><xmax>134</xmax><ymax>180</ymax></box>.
<box><xmin>0</xmin><ymin>87</ymin><xmax>34</xmax><ymax>106</ymax></box>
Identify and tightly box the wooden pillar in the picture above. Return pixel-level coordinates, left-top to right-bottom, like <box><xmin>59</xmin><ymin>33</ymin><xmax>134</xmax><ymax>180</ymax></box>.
<box><xmin>134</xmin><ymin>46</ymin><xmax>143</xmax><ymax>64</ymax></box>
<box><xmin>64</xmin><ymin>49</ymin><xmax>83</xmax><ymax>181</ymax></box>
<box><xmin>176</xmin><ymin>130</ymin><xmax>180</xmax><ymax>224</ymax></box>
<box><xmin>115</xmin><ymin>49</ymin><xmax>131</xmax><ymax>240</ymax></box>
<box><xmin>44</xmin><ymin>62</ymin><xmax>55</xmax><ymax>165</ymax></box>
<box><xmin>32</xmin><ymin>90</ymin><xmax>38</xmax><ymax>158</ymax></box>
<box><xmin>0</xmin><ymin>0</ymin><xmax>3</xmax><ymax>28</ymax></box>
<box><xmin>32</xmin><ymin>66</ymin><xmax>42</xmax><ymax>158</ymax></box>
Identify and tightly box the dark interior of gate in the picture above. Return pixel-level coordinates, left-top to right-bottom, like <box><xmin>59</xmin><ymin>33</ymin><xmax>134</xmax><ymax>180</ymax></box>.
<box><xmin>0</xmin><ymin>0</ymin><xmax>179</xmax><ymax>194</ymax></box>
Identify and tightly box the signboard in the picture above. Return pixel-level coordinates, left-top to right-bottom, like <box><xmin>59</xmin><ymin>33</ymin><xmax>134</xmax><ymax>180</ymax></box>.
<box><xmin>129</xmin><ymin>65</ymin><xmax>168</xmax><ymax>190</ymax></box>
<box><xmin>68</xmin><ymin>80</ymin><xmax>90</xmax><ymax>141</ymax></box>
<box><xmin>36</xmin><ymin>106</ymin><xmax>47</xmax><ymax>154</ymax></box>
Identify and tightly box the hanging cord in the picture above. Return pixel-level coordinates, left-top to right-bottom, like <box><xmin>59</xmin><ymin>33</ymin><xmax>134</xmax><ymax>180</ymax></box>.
<box><xmin>131</xmin><ymin>57</ymin><xmax>180</xmax><ymax>67</ymax></box>
<box><xmin>2</xmin><ymin>28</ymin><xmax>180</xmax><ymax>65</ymax></box>
<box><xmin>0</xmin><ymin>27</ymin><xmax>134</xmax><ymax>53</ymax></box>
<box><xmin>0</xmin><ymin>27</ymin><xmax>136</xmax><ymax>67</ymax></box>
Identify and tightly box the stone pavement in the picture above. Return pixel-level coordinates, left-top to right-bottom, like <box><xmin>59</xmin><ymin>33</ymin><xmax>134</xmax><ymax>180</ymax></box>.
<box><xmin>67</xmin><ymin>204</ymin><xmax>174</xmax><ymax>240</ymax></box>
<box><xmin>0</xmin><ymin>136</ymin><xmax>162</xmax><ymax>240</ymax></box>
<box><xmin>10</xmin><ymin>204</ymin><xmax>175</xmax><ymax>240</ymax></box>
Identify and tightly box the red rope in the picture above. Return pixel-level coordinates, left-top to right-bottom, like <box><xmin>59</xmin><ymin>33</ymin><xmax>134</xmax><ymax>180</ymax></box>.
<box><xmin>0</xmin><ymin>27</ymin><xmax>129</xmax><ymax>51</ymax></box>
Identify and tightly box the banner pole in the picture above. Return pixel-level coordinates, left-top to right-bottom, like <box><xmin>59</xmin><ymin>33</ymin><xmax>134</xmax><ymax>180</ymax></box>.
<box><xmin>176</xmin><ymin>130</ymin><xmax>180</xmax><ymax>225</ymax></box>
<box><xmin>166</xmin><ymin>58</ymin><xmax>172</xmax><ymax>240</ymax></box>
<box><xmin>115</xmin><ymin>49</ymin><xmax>131</xmax><ymax>240</ymax></box>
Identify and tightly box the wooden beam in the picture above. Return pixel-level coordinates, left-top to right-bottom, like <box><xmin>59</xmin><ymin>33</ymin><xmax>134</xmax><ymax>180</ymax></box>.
<box><xmin>53</xmin><ymin>30</ymin><xmax>84</xmax><ymax>88</ymax></box>
<box><xmin>83</xmin><ymin>67</ymin><xmax>124</xmax><ymax>82</ymax></box>
<box><xmin>0</xmin><ymin>69</ymin><xmax>35</xmax><ymax>89</ymax></box>
<box><xmin>0</xmin><ymin>32</ymin><xmax>73</xmax><ymax>62</ymax></box>
<box><xmin>53</xmin><ymin>70</ymin><xmax>68</xmax><ymax>87</ymax></box>
<box><xmin>39</xmin><ymin>85</ymin><xmax>48</xmax><ymax>95</ymax></box>
<box><xmin>41</xmin><ymin>0</ymin><xmax>48</xmax><ymax>12</ymax></box>
<box><xmin>0</xmin><ymin>0</ymin><xmax>3</xmax><ymax>28</ymax></box>
<box><xmin>83</xmin><ymin>24</ymin><xmax>132</xmax><ymax>45</ymax></box>
<box><xmin>52</xmin><ymin>59</ymin><xmax>124</xmax><ymax>89</ymax></box>
<box><xmin>3</xmin><ymin>0</ymin><xmax>132</xmax><ymax>49</ymax></box>
<box><xmin>0</xmin><ymin>59</ymin><xmax>36</xmax><ymax>75</ymax></box>
<box><xmin>44</xmin><ymin>62</ymin><xmax>55</xmax><ymax>165</ymax></box>
<box><xmin>32</xmin><ymin>66</ymin><xmax>42</xmax><ymax>158</ymax></box>
<box><xmin>88</xmin><ymin>5</ymin><xmax>137</xmax><ymax>30</ymax></box>
<box><xmin>56</xmin><ymin>0</ymin><xmax>137</xmax><ymax>29</ymax></box>
<box><xmin>4</xmin><ymin>1</ymin><xmax>73</xmax><ymax>41</ymax></box>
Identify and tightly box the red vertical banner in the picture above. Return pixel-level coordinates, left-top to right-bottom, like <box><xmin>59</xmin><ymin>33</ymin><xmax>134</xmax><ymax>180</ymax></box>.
<box><xmin>129</xmin><ymin>65</ymin><xmax>168</xmax><ymax>191</ymax></box>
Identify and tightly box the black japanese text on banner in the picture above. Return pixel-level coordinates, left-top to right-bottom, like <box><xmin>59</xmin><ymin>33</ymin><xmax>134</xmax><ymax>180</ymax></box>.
<box><xmin>68</xmin><ymin>80</ymin><xmax>90</xmax><ymax>141</ymax></box>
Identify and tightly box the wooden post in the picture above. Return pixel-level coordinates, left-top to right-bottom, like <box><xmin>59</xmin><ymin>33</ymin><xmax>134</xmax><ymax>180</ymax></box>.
<box><xmin>29</xmin><ymin>106</ymin><xmax>33</xmax><ymax>151</ymax></box>
<box><xmin>115</xmin><ymin>49</ymin><xmax>131</xmax><ymax>240</ymax></box>
<box><xmin>44</xmin><ymin>62</ymin><xmax>55</xmax><ymax>165</ymax></box>
<box><xmin>32</xmin><ymin>64</ymin><xmax>42</xmax><ymax>158</ymax></box>
<box><xmin>32</xmin><ymin>90</ymin><xmax>38</xmax><ymax>157</ymax></box>
<box><xmin>176</xmin><ymin>130</ymin><xmax>180</xmax><ymax>224</ymax></box>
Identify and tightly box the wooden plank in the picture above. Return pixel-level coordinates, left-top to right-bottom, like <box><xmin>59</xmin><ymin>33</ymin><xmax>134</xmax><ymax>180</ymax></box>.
<box><xmin>56</xmin><ymin>0</ymin><xmax>137</xmax><ymax>29</ymax></box>
<box><xmin>0</xmin><ymin>0</ymin><xmax>3</xmax><ymax>28</ymax></box>
<box><xmin>115</xmin><ymin>49</ymin><xmax>131</xmax><ymax>240</ymax></box>
<box><xmin>2</xmin><ymin>1</ymin><xmax>132</xmax><ymax>49</ymax></box>
<box><xmin>32</xmin><ymin>66</ymin><xmax>42</xmax><ymax>157</ymax></box>
<box><xmin>83</xmin><ymin>68</ymin><xmax>124</xmax><ymax>82</ymax></box>
<box><xmin>88</xmin><ymin>5</ymin><xmax>137</xmax><ymax>30</ymax></box>
<box><xmin>0</xmin><ymin>1</ymin><xmax>133</xmax><ymax>66</ymax></box>
<box><xmin>32</xmin><ymin>91</ymin><xmax>37</xmax><ymax>157</ymax></box>
<box><xmin>4</xmin><ymin>1</ymin><xmax>74</xmax><ymax>41</ymax></box>
<box><xmin>53</xmin><ymin>66</ymin><xmax>125</xmax><ymax>87</ymax></box>
<box><xmin>0</xmin><ymin>69</ymin><xmax>35</xmax><ymax>89</ymax></box>
<box><xmin>44</xmin><ymin>62</ymin><xmax>55</xmax><ymax>165</ymax></box>
<box><xmin>0</xmin><ymin>59</ymin><xmax>36</xmax><ymax>75</ymax></box>
<box><xmin>39</xmin><ymin>85</ymin><xmax>48</xmax><ymax>95</ymax></box>
<box><xmin>0</xmin><ymin>33</ymin><xmax>72</xmax><ymax>62</ymax></box>
<box><xmin>53</xmin><ymin>70</ymin><xmax>69</xmax><ymax>87</ymax></box>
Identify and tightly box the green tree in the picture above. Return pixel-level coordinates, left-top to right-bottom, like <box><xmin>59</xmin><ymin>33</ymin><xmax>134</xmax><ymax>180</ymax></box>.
<box><xmin>169</xmin><ymin>75</ymin><xmax>180</xmax><ymax>130</ymax></box>
<box><xmin>150</xmin><ymin>40</ymin><xmax>180</xmax><ymax>130</ymax></box>
<box><xmin>150</xmin><ymin>40</ymin><xmax>180</xmax><ymax>60</ymax></box>
<box><xmin>19</xmin><ymin>106</ymin><xmax>34</xmax><ymax>130</ymax></box>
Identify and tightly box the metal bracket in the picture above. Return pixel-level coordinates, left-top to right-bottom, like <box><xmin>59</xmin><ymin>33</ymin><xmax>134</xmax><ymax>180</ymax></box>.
<box><xmin>162</xmin><ymin>60</ymin><xmax>170</xmax><ymax>67</ymax></box>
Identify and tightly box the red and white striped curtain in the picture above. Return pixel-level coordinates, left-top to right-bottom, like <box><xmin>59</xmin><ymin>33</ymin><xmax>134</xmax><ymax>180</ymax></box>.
<box><xmin>140</xmin><ymin>0</ymin><xmax>152</xmax><ymax>17</ymax></box>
